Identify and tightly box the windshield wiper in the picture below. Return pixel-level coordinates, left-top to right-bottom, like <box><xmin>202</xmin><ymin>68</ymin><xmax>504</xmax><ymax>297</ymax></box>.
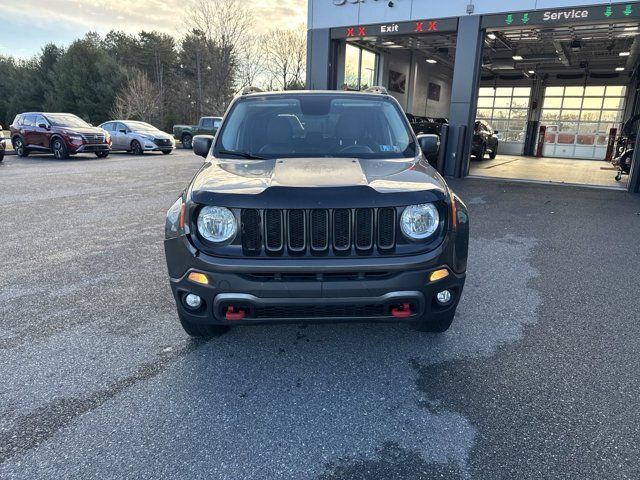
<box><xmin>218</xmin><ymin>150</ymin><xmax>266</xmax><ymax>160</ymax></box>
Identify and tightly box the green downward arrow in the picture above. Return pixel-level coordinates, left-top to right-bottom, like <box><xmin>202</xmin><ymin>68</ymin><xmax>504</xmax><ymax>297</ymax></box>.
<box><xmin>604</xmin><ymin>6</ymin><xmax>613</xmax><ymax>17</ymax></box>
<box><xmin>506</xmin><ymin>14</ymin><xmax>514</xmax><ymax>25</ymax></box>
<box><xmin>522</xmin><ymin>13</ymin><xmax>530</xmax><ymax>24</ymax></box>
<box><xmin>623</xmin><ymin>5</ymin><xmax>632</xmax><ymax>15</ymax></box>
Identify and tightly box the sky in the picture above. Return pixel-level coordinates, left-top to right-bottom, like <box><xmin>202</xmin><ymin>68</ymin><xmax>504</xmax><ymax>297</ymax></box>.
<box><xmin>0</xmin><ymin>0</ymin><xmax>307</xmax><ymax>58</ymax></box>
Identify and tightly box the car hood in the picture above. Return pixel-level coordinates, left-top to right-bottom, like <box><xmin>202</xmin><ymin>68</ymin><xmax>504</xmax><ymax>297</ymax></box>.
<box><xmin>189</xmin><ymin>156</ymin><xmax>448</xmax><ymax>205</ymax></box>
<box><xmin>58</xmin><ymin>127</ymin><xmax>106</xmax><ymax>135</ymax></box>
<box><xmin>136</xmin><ymin>131</ymin><xmax>172</xmax><ymax>139</ymax></box>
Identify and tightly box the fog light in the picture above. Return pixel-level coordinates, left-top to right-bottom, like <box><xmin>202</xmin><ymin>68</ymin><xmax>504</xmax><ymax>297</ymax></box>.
<box><xmin>184</xmin><ymin>293</ymin><xmax>202</xmax><ymax>309</ymax></box>
<box><xmin>436</xmin><ymin>290</ymin><xmax>453</xmax><ymax>305</ymax></box>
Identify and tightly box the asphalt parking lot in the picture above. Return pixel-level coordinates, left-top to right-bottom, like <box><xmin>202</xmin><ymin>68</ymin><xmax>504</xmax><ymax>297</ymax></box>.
<box><xmin>1</xmin><ymin>149</ymin><xmax>640</xmax><ymax>479</ymax></box>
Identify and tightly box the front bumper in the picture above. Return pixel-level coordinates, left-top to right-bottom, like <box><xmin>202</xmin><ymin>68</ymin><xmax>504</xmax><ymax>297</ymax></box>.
<box><xmin>72</xmin><ymin>143</ymin><xmax>110</xmax><ymax>153</ymax></box>
<box><xmin>165</xmin><ymin>232</ymin><xmax>466</xmax><ymax>326</ymax></box>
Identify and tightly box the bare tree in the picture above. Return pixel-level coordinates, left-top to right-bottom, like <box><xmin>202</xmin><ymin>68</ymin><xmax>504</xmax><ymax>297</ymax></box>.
<box><xmin>262</xmin><ymin>25</ymin><xmax>307</xmax><ymax>90</ymax></box>
<box><xmin>111</xmin><ymin>72</ymin><xmax>161</xmax><ymax>123</ymax></box>
<box><xmin>236</xmin><ymin>42</ymin><xmax>267</xmax><ymax>91</ymax></box>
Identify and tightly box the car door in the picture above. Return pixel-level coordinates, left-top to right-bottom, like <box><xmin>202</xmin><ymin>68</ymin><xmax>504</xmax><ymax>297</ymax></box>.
<box><xmin>33</xmin><ymin>114</ymin><xmax>51</xmax><ymax>149</ymax></box>
<box><xmin>21</xmin><ymin>114</ymin><xmax>38</xmax><ymax>147</ymax></box>
<box><xmin>199</xmin><ymin>118</ymin><xmax>214</xmax><ymax>135</ymax></box>
<box><xmin>114</xmin><ymin>122</ymin><xmax>128</xmax><ymax>150</ymax></box>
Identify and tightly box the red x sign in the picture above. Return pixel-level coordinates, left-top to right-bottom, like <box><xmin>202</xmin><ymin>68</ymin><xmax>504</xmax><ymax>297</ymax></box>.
<box><xmin>428</xmin><ymin>21</ymin><xmax>438</xmax><ymax>31</ymax></box>
<box><xmin>346</xmin><ymin>27</ymin><xmax>354</xmax><ymax>36</ymax></box>
<box><xmin>415</xmin><ymin>22</ymin><xmax>424</xmax><ymax>32</ymax></box>
<box><xmin>358</xmin><ymin>26</ymin><xmax>366</xmax><ymax>36</ymax></box>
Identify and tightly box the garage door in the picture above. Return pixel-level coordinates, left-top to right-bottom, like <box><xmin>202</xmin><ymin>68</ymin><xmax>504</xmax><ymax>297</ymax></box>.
<box><xmin>539</xmin><ymin>85</ymin><xmax>627</xmax><ymax>160</ymax></box>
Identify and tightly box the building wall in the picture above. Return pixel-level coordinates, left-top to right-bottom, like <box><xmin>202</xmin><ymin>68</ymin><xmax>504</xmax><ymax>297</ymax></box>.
<box><xmin>411</xmin><ymin>60</ymin><xmax>453</xmax><ymax>118</ymax></box>
<box><xmin>309</xmin><ymin>0</ymin><xmax>633</xmax><ymax>30</ymax></box>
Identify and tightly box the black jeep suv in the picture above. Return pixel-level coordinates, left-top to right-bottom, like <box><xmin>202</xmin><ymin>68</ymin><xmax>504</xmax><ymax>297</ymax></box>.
<box><xmin>164</xmin><ymin>88</ymin><xmax>469</xmax><ymax>336</ymax></box>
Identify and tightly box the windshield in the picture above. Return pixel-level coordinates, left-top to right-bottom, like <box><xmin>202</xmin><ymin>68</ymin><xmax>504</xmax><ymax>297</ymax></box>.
<box><xmin>214</xmin><ymin>94</ymin><xmax>417</xmax><ymax>159</ymax></box>
<box><xmin>47</xmin><ymin>114</ymin><xmax>91</xmax><ymax>128</ymax></box>
<box><xmin>126</xmin><ymin>121</ymin><xmax>158</xmax><ymax>132</ymax></box>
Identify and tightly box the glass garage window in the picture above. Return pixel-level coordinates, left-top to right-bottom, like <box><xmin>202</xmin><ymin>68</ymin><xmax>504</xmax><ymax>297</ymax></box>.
<box><xmin>540</xmin><ymin>85</ymin><xmax>627</xmax><ymax>159</ymax></box>
<box><xmin>476</xmin><ymin>86</ymin><xmax>531</xmax><ymax>144</ymax></box>
<box><xmin>344</xmin><ymin>44</ymin><xmax>379</xmax><ymax>91</ymax></box>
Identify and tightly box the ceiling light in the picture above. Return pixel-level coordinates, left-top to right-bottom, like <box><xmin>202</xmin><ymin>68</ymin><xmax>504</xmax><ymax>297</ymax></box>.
<box><xmin>619</xmin><ymin>51</ymin><xmax>631</xmax><ymax>56</ymax></box>
<box><xmin>426</xmin><ymin>59</ymin><xmax>437</xmax><ymax>64</ymax></box>
<box><xmin>528</xmin><ymin>70</ymin><xmax>535</xmax><ymax>74</ymax></box>
<box><xmin>487</xmin><ymin>33</ymin><xmax>497</xmax><ymax>40</ymax></box>
<box><xmin>616</xmin><ymin>67</ymin><xmax>625</xmax><ymax>71</ymax></box>
<box><xmin>387</xmin><ymin>45</ymin><xmax>403</xmax><ymax>48</ymax></box>
<box><xmin>624</xmin><ymin>26</ymin><xmax>638</xmax><ymax>31</ymax></box>
<box><xmin>381</xmin><ymin>41</ymin><xmax>395</xmax><ymax>46</ymax></box>
<box><xmin>512</xmin><ymin>55</ymin><xmax>524</xmax><ymax>61</ymax></box>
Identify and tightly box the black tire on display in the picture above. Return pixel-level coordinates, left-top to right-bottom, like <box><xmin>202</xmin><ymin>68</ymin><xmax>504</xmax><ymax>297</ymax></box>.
<box><xmin>131</xmin><ymin>140</ymin><xmax>144</xmax><ymax>155</ymax></box>
<box><xmin>52</xmin><ymin>138</ymin><xmax>69</xmax><ymax>159</ymax></box>
<box><xmin>95</xmin><ymin>151</ymin><xmax>109</xmax><ymax>158</ymax></box>
<box><xmin>489</xmin><ymin>143</ymin><xmax>498</xmax><ymax>159</ymax></box>
<box><xmin>14</xmin><ymin>137</ymin><xmax>29</xmax><ymax>157</ymax></box>
<box><xmin>413</xmin><ymin>311</ymin><xmax>456</xmax><ymax>333</ymax></box>
<box><xmin>178</xmin><ymin>314</ymin><xmax>230</xmax><ymax>337</ymax></box>
<box><xmin>182</xmin><ymin>134</ymin><xmax>193</xmax><ymax>149</ymax></box>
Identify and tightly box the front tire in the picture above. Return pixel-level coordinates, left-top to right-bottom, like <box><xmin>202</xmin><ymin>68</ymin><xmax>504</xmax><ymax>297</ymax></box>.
<box><xmin>162</xmin><ymin>150</ymin><xmax>172</xmax><ymax>155</ymax></box>
<box><xmin>413</xmin><ymin>311</ymin><xmax>455</xmax><ymax>333</ymax></box>
<box><xmin>179</xmin><ymin>314</ymin><xmax>230</xmax><ymax>337</ymax></box>
<box><xmin>182</xmin><ymin>134</ymin><xmax>193</xmax><ymax>149</ymax></box>
<box><xmin>131</xmin><ymin>140</ymin><xmax>144</xmax><ymax>155</ymax></box>
<box><xmin>52</xmin><ymin>138</ymin><xmax>69</xmax><ymax>159</ymax></box>
<box><xmin>489</xmin><ymin>142</ymin><xmax>498</xmax><ymax>159</ymax></box>
<box><xmin>95</xmin><ymin>151</ymin><xmax>109</xmax><ymax>158</ymax></box>
<box><xmin>475</xmin><ymin>143</ymin><xmax>486</xmax><ymax>160</ymax></box>
<box><xmin>14</xmin><ymin>137</ymin><xmax>29</xmax><ymax>157</ymax></box>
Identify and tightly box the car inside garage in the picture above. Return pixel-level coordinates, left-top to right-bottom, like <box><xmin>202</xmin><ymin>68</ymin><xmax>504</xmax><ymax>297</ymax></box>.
<box><xmin>469</xmin><ymin>12</ymin><xmax>640</xmax><ymax>189</ymax></box>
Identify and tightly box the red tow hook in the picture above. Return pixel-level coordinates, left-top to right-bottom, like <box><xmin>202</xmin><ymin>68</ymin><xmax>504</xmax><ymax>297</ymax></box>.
<box><xmin>225</xmin><ymin>306</ymin><xmax>246</xmax><ymax>321</ymax></box>
<box><xmin>391</xmin><ymin>303</ymin><xmax>412</xmax><ymax>319</ymax></box>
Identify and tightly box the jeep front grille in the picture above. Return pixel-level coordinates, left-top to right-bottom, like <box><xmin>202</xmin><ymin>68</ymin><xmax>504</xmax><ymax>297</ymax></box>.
<box><xmin>240</xmin><ymin>208</ymin><xmax>397</xmax><ymax>256</ymax></box>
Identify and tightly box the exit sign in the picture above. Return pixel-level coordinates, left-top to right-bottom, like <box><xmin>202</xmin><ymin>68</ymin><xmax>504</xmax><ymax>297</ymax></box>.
<box><xmin>482</xmin><ymin>3</ymin><xmax>639</xmax><ymax>28</ymax></box>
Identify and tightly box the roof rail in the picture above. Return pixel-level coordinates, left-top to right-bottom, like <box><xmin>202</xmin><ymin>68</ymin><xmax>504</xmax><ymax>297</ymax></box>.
<box><xmin>364</xmin><ymin>86</ymin><xmax>388</xmax><ymax>95</ymax></box>
<box><xmin>241</xmin><ymin>86</ymin><xmax>263</xmax><ymax>95</ymax></box>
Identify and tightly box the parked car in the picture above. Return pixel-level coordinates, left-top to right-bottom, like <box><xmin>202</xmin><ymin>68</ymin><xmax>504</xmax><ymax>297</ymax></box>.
<box><xmin>407</xmin><ymin>114</ymin><xmax>448</xmax><ymax>137</ymax></box>
<box><xmin>0</xmin><ymin>126</ymin><xmax>5</xmax><ymax>162</ymax></box>
<box><xmin>10</xmin><ymin>113</ymin><xmax>110</xmax><ymax>159</ymax></box>
<box><xmin>164</xmin><ymin>88</ymin><xmax>469</xmax><ymax>337</ymax></box>
<box><xmin>472</xmin><ymin>120</ymin><xmax>499</xmax><ymax>159</ymax></box>
<box><xmin>173</xmin><ymin>117</ymin><xmax>222</xmax><ymax>149</ymax></box>
<box><xmin>100</xmin><ymin>120</ymin><xmax>175</xmax><ymax>155</ymax></box>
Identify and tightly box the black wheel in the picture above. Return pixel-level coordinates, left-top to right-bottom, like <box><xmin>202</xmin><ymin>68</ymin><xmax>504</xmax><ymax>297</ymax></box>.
<box><xmin>131</xmin><ymin>140</ymin><xmax>144</xmax><ymax>155</ymax></box>
<box><xmin>489</xmin><ymin>142</ymin><xmax>498</xmax><ymax>159</ymax></box>
<box><xmin>52</xmin><ymin>138</ymin><xmax>69</xmax><ymax>159</ymax></box>
<box><xmin>413</xmin><ymin>311</ymin><xmax>456</xmax><ymax>333</ymax></box>
<box><xmin>162</xmin><ymin>150</ymin><xmax>172</xmax><ymax>155</ymax></box>
<box><xmin>615</xmin><ymin>172</ymin><xmax>622</xmax><ymax>182</ymax></box>
<box><xmin>182</xmin><ymin>134</ymin><xmax>193</xmax><ymax>149</ymax></box>
<box><xmin>476</xmin><ymin>143</ymin><xmax>487</xmax><ymax>160</ymax></box>
<box><xmin>178</xmin><ymin>314</ymin><xmax>229</xmax><ymax>337</ymax></box>
<box><xmin>13</xmin><ymin>137</ymin><xmax>29</xmax><ymax>157</ymax></box>
<box><xmin>95</xmin><ymin>151</ymin><xmax>109</xmax><ymax>158</ymax></box>
<box><xmin>0</xmin><ymin>151</ymin><xmax>4</xmax><ymax>162</ymax></box>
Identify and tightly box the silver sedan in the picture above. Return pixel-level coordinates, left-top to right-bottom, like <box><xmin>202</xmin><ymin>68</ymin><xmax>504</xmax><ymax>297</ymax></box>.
<box><xmin>99</xmin><ymin>120</ymin><xmax>175</xmax><ymax>155</ymax></box>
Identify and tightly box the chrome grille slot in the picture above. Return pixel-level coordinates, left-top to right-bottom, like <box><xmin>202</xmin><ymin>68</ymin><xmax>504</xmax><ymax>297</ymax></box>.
<box><xmin>333</xmin><ymin>209</ymin><xmax>351</xmax><ymax>252</ymax></box>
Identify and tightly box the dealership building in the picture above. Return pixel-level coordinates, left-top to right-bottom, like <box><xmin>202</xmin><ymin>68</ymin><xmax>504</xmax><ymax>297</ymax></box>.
<box><xmin>306</xmin><ymin>0</ymin><xmax>640</xmax><ymax>192</ymax></box>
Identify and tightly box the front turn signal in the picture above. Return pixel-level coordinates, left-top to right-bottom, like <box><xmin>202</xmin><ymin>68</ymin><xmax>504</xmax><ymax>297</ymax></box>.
<box><xmin>429</xmin><ymin>268</ymin><xmax>450</xmax><ymax>283</ymax></box>
<box><xmin>188</xmin><ymin>272</ymin><xmax>209</xmax><ymax>285</ymax></box>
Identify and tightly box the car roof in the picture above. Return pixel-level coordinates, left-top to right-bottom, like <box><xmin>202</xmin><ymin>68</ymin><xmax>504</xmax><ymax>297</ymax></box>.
<box><xmin>240</xmin><ymin>90</ymin><xmax>390</xmax><ymax>99</ymax></box>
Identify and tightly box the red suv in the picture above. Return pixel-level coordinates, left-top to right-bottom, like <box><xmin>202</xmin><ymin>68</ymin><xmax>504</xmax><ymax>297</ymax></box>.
<box><xmin>10</xmin><ymin>112</ymin><xmax>111</xmax><ymax>159</ymax></box>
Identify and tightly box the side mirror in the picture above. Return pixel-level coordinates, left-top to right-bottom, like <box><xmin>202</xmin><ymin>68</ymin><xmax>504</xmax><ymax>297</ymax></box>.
<box><xmin>119</xmin><ymin>129</ymin><xmax>127</xmax><ymax>134</ymax></box>
<box><xmin>38</xmin><ymin>123</ymin><xmax>49</xmax><ymax>129</ymax></box>
<box><xmin>417</xmin><ymin>134</ymin><xmax>440</xmax><ymax>167</ymax></box>
<box><xmin>193</xmin><ymin>135</ymin><xmax>214</xmax><ymax>158</ymax></box>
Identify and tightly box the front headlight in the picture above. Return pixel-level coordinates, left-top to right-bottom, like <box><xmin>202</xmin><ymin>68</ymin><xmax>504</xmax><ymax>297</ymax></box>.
<box><xmin>69</xmin><ymin>134</ymin><xmax>83</xmax><ymax>142</ymax></box>
<box><xmin>400</xmin><ymin>203</ymin><xmax>440</xmax><ymax>240</ymax></box>
<box><xmin>197</xmin><ymin>206</ymin><xmax>237</xmax><ymax>244</ymax></box>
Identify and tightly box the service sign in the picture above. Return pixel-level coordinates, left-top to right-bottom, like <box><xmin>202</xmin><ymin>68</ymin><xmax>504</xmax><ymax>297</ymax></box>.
<box><xmin>482</xmin><ymin>2</ymin><xmax>640</xmax><ymax>28</ymax></box>
<box><xmin>331</xmin><ymin>17</ymin><xmax>458</xmax><ymax>39</ymax></box>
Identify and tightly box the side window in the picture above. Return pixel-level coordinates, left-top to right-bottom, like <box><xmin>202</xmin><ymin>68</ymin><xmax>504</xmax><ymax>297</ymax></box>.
<box><xmin>101</xmin><ymin>122</ymin><xmax>113</xmax><ymax>132</ymax></box>
<box><xmin>35</xmin><ymin>115</ymin><xmax>48</xmax><ymax>127</ymax></box>
<box><xmin>213</xmin><ymin>119</ymin><xmax>221</xmax><ymax>129</ymax></box>
<box><xmin>116</xmin><ymin>123</ymin><xmax>127</xmax><ymax>133</ymax></box>
<box><xmin>201</xmin><ymin>118</ymin><xmax>214</xmax><ymax>129</ymax></box>
<box><xmin>23</xmin><ymin>114</ymin><xmax>37</xmax><ymax>127</ymax></box>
